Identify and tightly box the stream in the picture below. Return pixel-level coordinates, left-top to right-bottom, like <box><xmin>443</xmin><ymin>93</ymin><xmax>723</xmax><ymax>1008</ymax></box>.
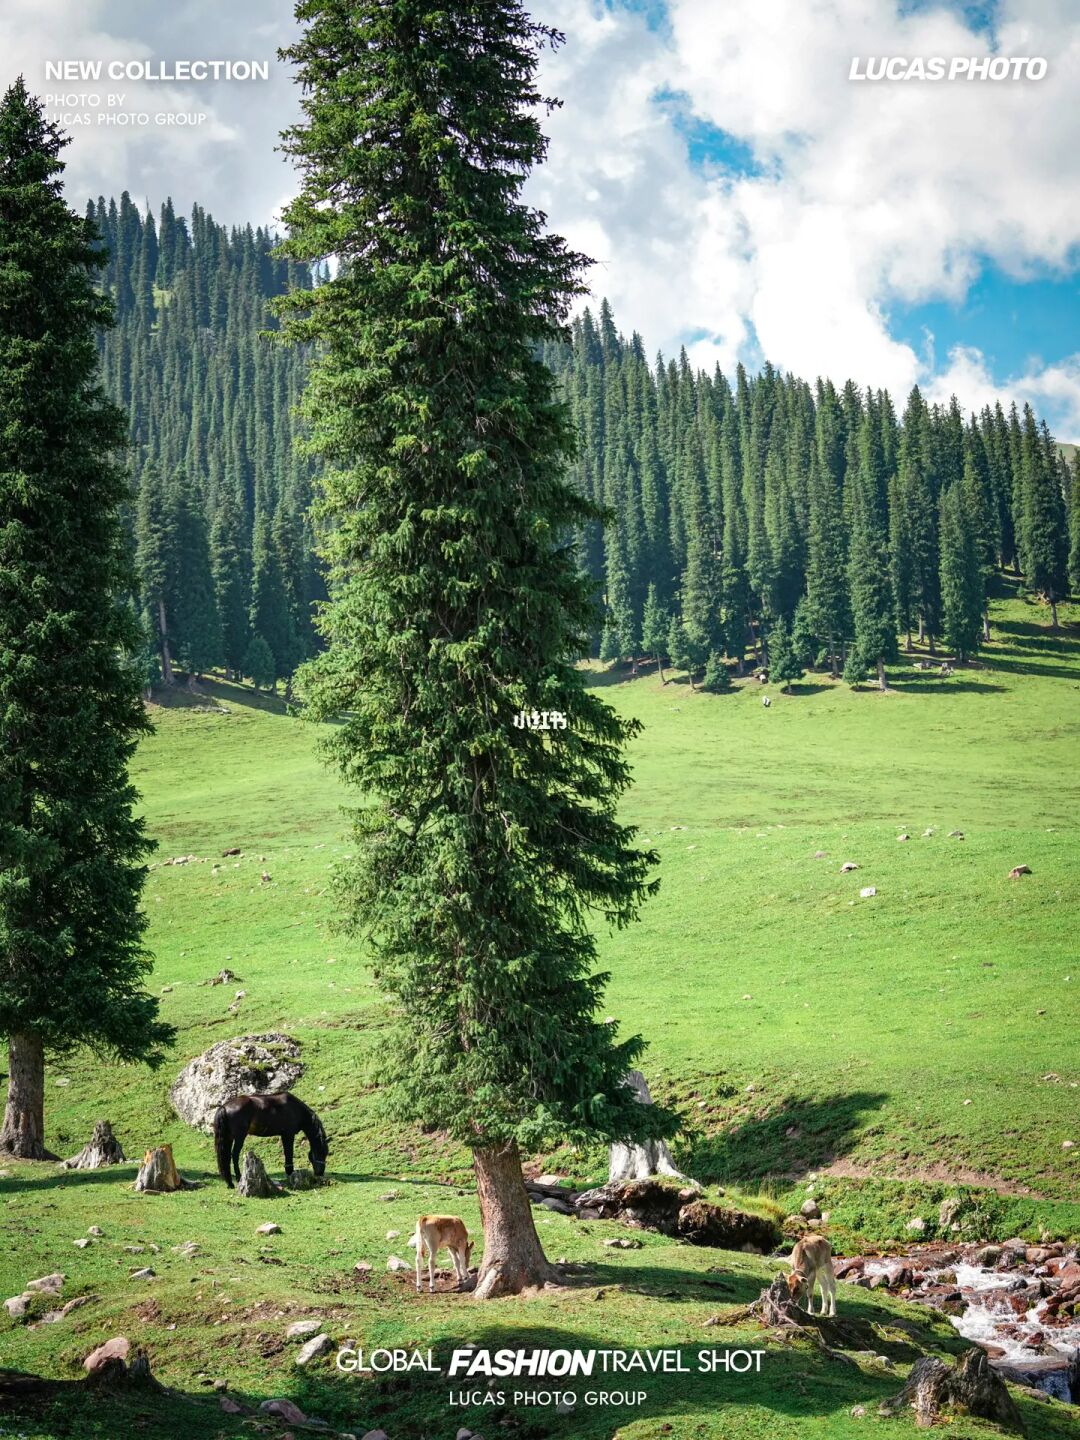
<box><xmin>839</xmin><ymin>1240</ymin><xmax>1080</xmax><ymax>1404</ymax></box>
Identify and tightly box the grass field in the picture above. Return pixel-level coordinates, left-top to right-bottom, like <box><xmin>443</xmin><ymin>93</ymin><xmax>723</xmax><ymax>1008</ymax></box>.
<box><xmin>1</xmin><ymin>583</ymin><xmax>1079</xmax><ymax>1439</ymax></box>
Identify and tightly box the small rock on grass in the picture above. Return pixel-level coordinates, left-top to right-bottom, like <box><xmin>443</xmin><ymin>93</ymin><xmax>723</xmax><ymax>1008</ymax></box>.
<box><xmin>84</xmin><ymin>1337</ymin><xmax>130</xmax><ymax>1373</ymax></box>
<box><xmin>295</xmin><ymin>1332</ymin><xmax>334</xmax><ymax>1366</ymax></box>
<box><xmin>25</xmin><ymin>1273</ymin><xmax>65</xmax><ymax>1294</ymax></box>
<box><xmin>603</xmin><ymin>1237</ymin><xmax>642</xmax><ymax>1249</ymax></box>
<box><xmin>73</xmin><ymin>1238</ymin><xmax>92</xmax><ymax>1249</ymax></box>
<box><xmin>386</xmin><ymin>1255</ymin><xmax>410</xmax><ymax>1272</ymax></box>
<box><xmin>256</xmin><ymin>1222</ymin><xmax>282</xmax><ymax>1235</ymax></box>
<box><xmin>286</xmin><ymin>1319</ymin><xmax>323</xmax><ymax>1339</ymax></box>
<box><xmin>129</xmin><ymin>1267</ymin><xmax>155</xmax><ymax>1280</ymax></box>
<box><xmin>4</xmin><ymin>1295</ymin><xmax>29</xmax><ymax>1318</ymax></box>
<box><xmin>87</xmin><ymin>1225</ymin><xmax>103</xmax><ymax>1237</ymax></box>
<box><xmin>261</xmin><ymin>1398</ymin><xmax>308</xmax><ymax>1424</ymax></box>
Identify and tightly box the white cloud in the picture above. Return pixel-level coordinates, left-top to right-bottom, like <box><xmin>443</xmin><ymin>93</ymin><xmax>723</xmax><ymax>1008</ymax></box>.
<box><xmin>5</xmin><ymin>0</ymin><xmax>1080</xmax><ymax>437</ymax></box>
<box><xmin>531</xmin><ymin>0</ymin><xmax>1080</xmax><ymax>435</ymax></box>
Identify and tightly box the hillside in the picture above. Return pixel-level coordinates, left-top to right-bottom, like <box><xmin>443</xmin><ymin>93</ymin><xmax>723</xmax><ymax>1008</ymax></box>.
<box><xmin>1</xmin><ymin>586</ymin><xmax>1078</xmax><ymax>1438</ymax></box>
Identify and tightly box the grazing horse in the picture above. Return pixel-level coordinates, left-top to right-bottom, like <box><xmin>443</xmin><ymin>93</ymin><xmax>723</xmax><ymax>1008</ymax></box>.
<box><xmin>213</xmin><ymin>1092</ymin><xmax>328</xmax><ymax>1188</ymax></box>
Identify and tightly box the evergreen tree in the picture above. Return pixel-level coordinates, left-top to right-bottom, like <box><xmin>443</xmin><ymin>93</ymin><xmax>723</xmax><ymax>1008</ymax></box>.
<box><xmin>640</xmin><ymin>582</ymin><xmax>669</xmax><ymax>682</ymax></box>
<box><xmin>1068</xmin><ymin>451</ymin><xmax>1080</xmax><ymax>599</ymax></box>
<box><xmin>135</xmin><ymin>464</ymin><xmax>177</xmax><ymax>685</ymax></box>
<box><xmin>701</xmin><ymin>651</ymin><xmax>730</xmax><ymax>692</ymax></box>
<box><xmin>666</xmin><ymin>613</ymin><xmax>702</xmax><ymax>688</ymax></box>
<box><xmin>210</xmin><ymin>493</ymin><xmax>250</xmax><ymax>677</ymax></box>
<box><xmin>172</xmin><ymin>474</ymin><xmax>222</xmax><ymax>682</ymax></box>
<box><xmin>0</xmin><ymin>80</ymin><xmax>173</xmax><ymax>1157</ymax></box>
<box><xmin>243</xmin><ymin>633</ymin><xmax>276</xmax><ymax>691</ymax></box>
<box><xmin>938</xmin><ymin>483</ymin><xmax>983</xmax><ymax>663</ymax></box>
<box><xmin>1017</xmin><ymin>407</ymin><xmax>1068</xmax><ymax>627</ymax></box>
<box><xmin>847</xmin><ymin>484</ymin><xmax>898</xmax><ymax>692</ymax></box>
<box><xmin>277</xmin><ymin>0</ymin><xmax>672</xmax><ymax>1297</ymax></box>
<box><xmin>767</xmin><ymin>616</ymin><xmax>802</xmax><ymax>693</ymax></box>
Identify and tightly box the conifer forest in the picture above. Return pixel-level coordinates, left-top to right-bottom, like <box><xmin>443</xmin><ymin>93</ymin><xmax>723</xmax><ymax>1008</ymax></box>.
<box><xmin>95</xmin><ymin>196</ymin><xmax>1080</xmax><ymax>694</ymax></box>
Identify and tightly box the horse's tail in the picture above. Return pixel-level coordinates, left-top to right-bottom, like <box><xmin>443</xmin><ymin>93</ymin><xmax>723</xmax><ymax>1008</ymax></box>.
<box><xmin>213</xmin><ymin>1106</ymin><xmax>233</xmax><ymax>1184</ymax></box>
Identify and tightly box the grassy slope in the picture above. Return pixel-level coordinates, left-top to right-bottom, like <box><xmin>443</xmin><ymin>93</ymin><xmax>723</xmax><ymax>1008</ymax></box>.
<box><xmin>1</xmin><ymin>586</ymin><xmax>1079</xmax><ymax>1439</ymax></box>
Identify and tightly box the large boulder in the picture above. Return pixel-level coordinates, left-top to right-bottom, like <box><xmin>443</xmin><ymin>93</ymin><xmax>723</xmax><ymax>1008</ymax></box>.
<box><xmin>170</xmin><ymin>1033</ymin><xmax>304</xmax><ymax>1132</ymax></box>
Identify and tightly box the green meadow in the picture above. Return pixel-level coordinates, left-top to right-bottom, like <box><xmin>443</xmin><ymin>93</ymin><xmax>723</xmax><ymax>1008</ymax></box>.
<box><xmin>1</xmin><ymin>583</ymin><xmax>1079</xmax><ymax>1439</ymax></box>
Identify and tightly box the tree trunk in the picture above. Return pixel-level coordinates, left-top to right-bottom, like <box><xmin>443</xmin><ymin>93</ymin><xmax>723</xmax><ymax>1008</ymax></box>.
<box><xmin>0</xmin><ymin>1032</ymin><xmax>56</xmax><ymax>1159</ymax></box>
<box><xmin>876</xmin><ymin>657</ymin><xmax>888</xmax><ymax>693</ymax></box>
<box><xmin>657</xmin><ymin>660</ymin><xmax>666</xmax><ymax>684</ymax></box>
<box><xmin>905</xmin><ymin>629</ymin><xmax>912</xmax><ymax>653</ymax></box>
<box><xmin>157</xmin><ymin>598</ymin><xmax>174</xmax><ymax>686</ymax></box>
<box><xmin>472</xmin><ymin>1141</ymin><xmax>560</xmax><ymax>1298</ymax></box>
<box><xmin>1050</xmin><ymin>596</ymin><xmax>1059</xmax><ymax>629</ymax></box>
<box><xmin>828</xmin><ymin>632</ymin><xmax>838</xmax><ymax>679</ymax></box>
<box><xmin>928</xmin><ymin>631</ymin><xmax>937</xmax><ymax>657</ymax></box>
<box><xmin>982</xmin><ymin>610</ymin><xmax>990</xmax><ymax>643</ymax></box>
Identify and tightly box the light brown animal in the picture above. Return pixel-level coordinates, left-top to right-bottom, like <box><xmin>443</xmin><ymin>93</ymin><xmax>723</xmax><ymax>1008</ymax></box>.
<box><xmin>413</xmin><ymin>1214</ymin><xmax>474</xmax><ymax>1293</ymax></box>
<box><xmin>786</xmin><ymin>1234</ymin><xmax>836</xmax><ymax>1315</ymax></box>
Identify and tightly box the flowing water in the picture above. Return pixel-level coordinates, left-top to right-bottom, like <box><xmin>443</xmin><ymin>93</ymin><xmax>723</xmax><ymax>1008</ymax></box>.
<box><xmin>848</xmin><ymin>1244</ymin><xmax>1080</xmax><ymax>1404</ymax></box>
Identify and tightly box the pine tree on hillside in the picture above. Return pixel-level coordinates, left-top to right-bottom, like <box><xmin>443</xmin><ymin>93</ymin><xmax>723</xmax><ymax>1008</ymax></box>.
<box><xmin>172</xmin><ymin>474</ymin><xmax>222</xmax><ymax>683</ymax></box>
<box><xmin>135</xmin><ymin>463</ymin><xmax>178</xmax><ymax>686</ymax></box>
<box><xmin>0</xmin><ymin>80</ymin><xmax>173</xmax><ymax>1158</ymax></box>
<box><xmin>210</xmin><ymin>492</ymin><xmax>250</xmax><ymax>678</ymax></box>
<box><xmin>641</xmin><ymin>582</ymin><xmax>669</xmax><ymax>682</ymax></box>
<box><xmin>276</xmin><ymin>0</ymin><xmax>672</xmax><ymax>1297</ymax></box>
<box><xmin>1068</xmin><ymin>451</ymin><xmax>1080</xmax><ymax>599</ymax></box>
<box><xmin>1017</xmin><ymin>408</ymin><xmax>1068</xmax><ymax>627</ymax></box>
<box><xmin>938</xmin><ymin>483</ymin><xmax>983</xmax><ymax>663</ymax></box>
<box><xmin>847</xmin><ymin>483</ymin><xmax>898</xmax><ymax>692</ymax></box>
<box><xmin>767</xmin><ymin>616</ymin><xmax>803</xmax><ymax>693</ymax></box>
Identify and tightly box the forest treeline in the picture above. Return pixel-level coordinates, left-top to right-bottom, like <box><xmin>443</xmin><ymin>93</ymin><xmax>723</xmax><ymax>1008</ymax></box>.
<box><xmin>91</xmin><ymin>193</ymin><xmax>326</xmax><ymax>691</ymax></box>
<box><xmin>95</xmin><ymin>198</ymin><xmax>1080</xmax><ymax>693</ymax></box>
<box><xmin>544</xmin><ymin>301</ymin><xmax>1080</xmax><ymax>689</ymax></box>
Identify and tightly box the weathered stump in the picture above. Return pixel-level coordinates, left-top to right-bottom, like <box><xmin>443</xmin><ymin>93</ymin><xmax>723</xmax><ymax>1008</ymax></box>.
<box><xmin>236</xmin><ymin>1149</ymin><xmax>281</xmax><ymax>1199</ymax></box>
<box><xmin>608</xmin><ymin>1070</ymin><xmax>687</xmax><ymax>1183</ymax></box>
<box><xmin>85</xmin><ymin>1348</ymin><xmax>162</xmax><ymax>1393</ymax></box>
<box><xmin>63</xmin><ymin>1120</ymin><xmax>125</xmax><ymax>1170</ymax></box>
<box><xmin>879</xmin><ymin>1348</ymin><xmax>1023</xmax><ymax>1430</ymax></box>
<box><xmin>133</xmin><ymin>1145</ymin><xmax>194</xmax><ymax>1193</ymax></box>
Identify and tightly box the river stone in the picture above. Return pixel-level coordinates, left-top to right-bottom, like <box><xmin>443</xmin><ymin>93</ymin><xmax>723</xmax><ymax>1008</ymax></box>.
<box><xmin>169</xmin><ymin>1033</ymin><xmax>304</xmax><ymax>1132</ymax></box>
<box><xmin>295</xmin><ymin>1332</ymin><xmax>334</xmax><ymax>1366</ymax></box>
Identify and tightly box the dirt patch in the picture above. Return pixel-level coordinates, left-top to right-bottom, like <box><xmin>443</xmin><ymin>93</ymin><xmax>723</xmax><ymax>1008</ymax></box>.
<box><xmin>819</xmin><ymin>1159</ymin><xmax>1045</xmax><ymax>1199</ymax></box>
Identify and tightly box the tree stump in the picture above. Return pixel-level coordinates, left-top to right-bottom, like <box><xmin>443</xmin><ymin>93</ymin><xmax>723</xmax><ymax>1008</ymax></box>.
<box><xmin>236</xmin><ymin>1149</ymin><xmax>281</xmax><ymax>1199</ymax></box>
<box><xmin>879</xmin><ymin>1349</ymin><xmax>1023</xmax><ymax>1430</ymax></box>
<box><xmin>63</xmin><ymin>1120</ymin><xmax>125</xmax><ymax>1170</ymax></box>
<box><xmin>132</xmin><ymin>1145</ymin><xmax>194</xmax><ymax>1193</ymax></box>
<box><xmin>85</xmin><ymin>1348</ymin><xmax>162</xmax><ymax>1393</ymax></box>
<box><xmin>608</xmin><ymin>1070</ymin><xmax>688</xmax><ymax>1183</ymax></box>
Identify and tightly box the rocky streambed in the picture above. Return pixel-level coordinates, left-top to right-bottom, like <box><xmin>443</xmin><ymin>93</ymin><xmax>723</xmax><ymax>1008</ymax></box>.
<box><xmin>839</xmin><ymin>1240</ymin><xmax>1080</xmax><ymax>1403</ymax></box>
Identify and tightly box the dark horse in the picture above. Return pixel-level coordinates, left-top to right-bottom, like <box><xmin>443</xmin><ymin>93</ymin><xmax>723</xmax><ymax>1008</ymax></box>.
<box><xmin>213</xmin><ymin>1092</ymin><xmax>328</xmax><ymax>1188</ymax></box>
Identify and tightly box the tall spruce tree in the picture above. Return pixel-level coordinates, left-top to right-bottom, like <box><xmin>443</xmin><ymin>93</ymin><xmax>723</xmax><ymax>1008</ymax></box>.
<box><xmin>276</xmin><ymin>1</ymin><xmax>671</xmax><ymax>1297</ymax></box>
<box><xmin>0</xmin><ymin>81</ymin><xmax>173</xmax><ymax>1157</ymax></box>
<box><xmin>1017</xmin><ymin>408</ymin><xmax>1068</xmax><ymax>627</ymax></box>
<box><xmin>938</xmin><ymin>483</ymin><xmax>983</xmax><ymax>663</ymax></box>
<box><xmin>847</xmin><ymin>482</ymin><xmax>898</xmax><ymax>692</ymax></box>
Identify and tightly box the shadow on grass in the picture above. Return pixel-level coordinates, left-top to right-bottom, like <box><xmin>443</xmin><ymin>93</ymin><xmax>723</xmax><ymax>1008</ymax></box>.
<box><xmin>679</xmin><ymin>1090</ymin><xmax>889</xmax><ymax>1186</ymax></box>
<box><xmin>889</xmin><ymin>675</ymin><xmax>1007</xmax><ymax>694</ymax></box>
